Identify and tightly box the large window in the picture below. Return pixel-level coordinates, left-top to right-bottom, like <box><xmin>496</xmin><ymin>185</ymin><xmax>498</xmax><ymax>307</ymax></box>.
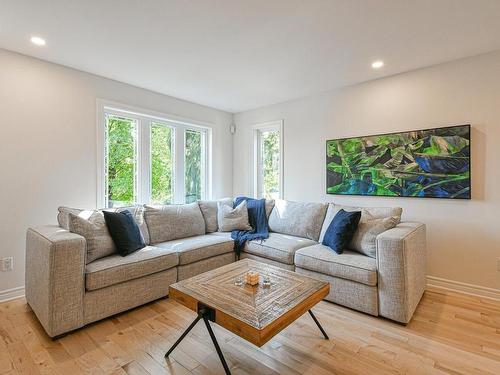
<box><xmin>98</xmin><ymin>103</ymin><xmax>210</xmax><ymax>207</ymax></box>
<box><xmin>254</xmin><ymin>120</ymin><xmax>283</xmax><ymax>199</ymax></box>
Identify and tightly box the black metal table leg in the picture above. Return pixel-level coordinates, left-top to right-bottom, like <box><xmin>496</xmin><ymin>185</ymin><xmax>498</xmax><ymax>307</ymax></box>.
<box><xmin>308</xmin><ymin>309</ymin><xmax>329</xmax><ymax>340</ymax></box>
<box><xmin>164</xmin><ymin>307</ymin><xmax>231</xmax><ymax>374</ymax></box>
<box><xmin>165</xmin><ymin>314</ymin><xmax>201</xmax><ymax>358</ymax></box>
<box><xmin>202</xmin><ymin>314</ymin><xmax>231</xmax><ymax>375</ymax></box>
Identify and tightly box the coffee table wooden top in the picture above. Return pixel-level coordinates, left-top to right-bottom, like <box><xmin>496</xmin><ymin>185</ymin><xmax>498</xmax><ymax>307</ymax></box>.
<box><xmin>169</xmin><ymin>259</ymin><xmax>330</xmax><ymax>346</ymax></box>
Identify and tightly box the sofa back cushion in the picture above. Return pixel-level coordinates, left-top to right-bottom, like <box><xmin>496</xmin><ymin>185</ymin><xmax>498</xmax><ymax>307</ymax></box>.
<box><xmin>68</xmin><ymin>211</ymin><xmax>117</xmax><ymax>263</ymax></box>
<box><xmin>197</xmin><ymin>198</ymin><xmax>233</xmax><ymax>232</ymax></box>
<box><xmin>144</xmin><ymin>202</ymin><xmax>205</xmax><ymax>244</ymax></box>
<box><xmin>268</xmin><ymin>199</ymin><xmax>327</xmax><ymax>241</ymax></box>
<box><xmin>58</xmin><ymin>205</ymin><xmax>150</xmax><ymax>245</ymax></box>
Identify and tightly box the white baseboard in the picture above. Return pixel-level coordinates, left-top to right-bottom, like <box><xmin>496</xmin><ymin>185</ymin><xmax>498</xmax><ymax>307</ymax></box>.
<box><xmin>427</xmin><ymin>276</ymin><xmax>500</xmax><ymax>301</ymax></box>
<box><xmin>0</xmin><ymin>286</ymin><xmax>25</xmax><ymax>303</ymax></box>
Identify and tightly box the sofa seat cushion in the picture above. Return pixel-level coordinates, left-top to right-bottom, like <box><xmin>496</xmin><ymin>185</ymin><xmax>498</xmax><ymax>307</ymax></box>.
<box><xmin>85</xmin><ymin>246</ymin><xmax>179</xmax><ymax>291</ymax></box>
<box><xmin>243</xmin><ymin>233</ymin><xmax>316</xmax><ymax>265</ymax></box>
<box><xmin>154</xmin><ymin>233</ymin><xmax>234</xmax><ymax>265</ymax></box>
<box><xmin>294</xmin><ymin>244</ymin><xmax>377</xmax><ymax>286</ymax></box>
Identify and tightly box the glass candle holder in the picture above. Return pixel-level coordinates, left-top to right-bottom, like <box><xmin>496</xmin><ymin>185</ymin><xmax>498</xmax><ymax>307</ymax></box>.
<box><xmin>234</xmin><ymin>275</ymin><xmax>244</xmax><ymax>286</ymax></box>
<box><xmin>262</xmin><ymin>275</ymin><xmax>271</xmax><ymax>287</ymax></box>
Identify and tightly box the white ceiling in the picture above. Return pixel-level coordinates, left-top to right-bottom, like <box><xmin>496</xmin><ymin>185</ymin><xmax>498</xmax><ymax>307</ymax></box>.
<box><xmin>1</xmin><ymin>0</ymin><xmax>500</xmax><ymax>113</ymax></box>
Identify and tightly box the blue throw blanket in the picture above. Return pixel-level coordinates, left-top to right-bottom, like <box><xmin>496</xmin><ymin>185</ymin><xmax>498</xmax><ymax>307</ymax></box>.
<box><xmin>231</xmin><ymin>196</ymin><xmax>269</xmax><ymax>256</ymax></box>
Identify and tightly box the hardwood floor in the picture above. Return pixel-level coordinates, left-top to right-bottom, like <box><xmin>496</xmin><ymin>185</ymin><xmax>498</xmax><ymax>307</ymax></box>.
<box><xmin>0</xmin><ymin>290</ymin><xmax>499</xmax><ymax>374</ymax></box>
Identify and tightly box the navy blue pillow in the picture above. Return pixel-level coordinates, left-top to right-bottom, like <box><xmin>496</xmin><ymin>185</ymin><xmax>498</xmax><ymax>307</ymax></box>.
<box><xmin>322</xmin><ymin>209</ymin><xmax>361</xmax><ymax>254</ymax></box>
<box><xmin>103</xmin><ymin>210</ymin><xmax>145</xmax><ymax>256</ymax></box>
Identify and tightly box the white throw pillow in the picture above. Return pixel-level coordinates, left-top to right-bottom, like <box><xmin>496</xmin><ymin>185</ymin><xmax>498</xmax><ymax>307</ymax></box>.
<box><xmin>217</xmin><ymin>200</ymin><xmax>252</xmax><ymax>232</ymax></box>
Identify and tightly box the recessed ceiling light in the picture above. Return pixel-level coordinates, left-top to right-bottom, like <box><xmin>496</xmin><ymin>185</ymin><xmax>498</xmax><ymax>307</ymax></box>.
<box><xmin>30</xmin><ymin>36</ymin><xmax>46</xmax><ymax>46</ymax></box>
<box><xmin>371</xmin><ymin>60</ymin><xmax>384</xmax><ymax>69</ymax></box>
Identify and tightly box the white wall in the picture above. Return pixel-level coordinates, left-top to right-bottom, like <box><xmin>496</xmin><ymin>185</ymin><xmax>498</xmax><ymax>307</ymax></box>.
<box><xmin>0</xmin><ymin>49</ymin><xmax>233</xmax><ymax>293</ymax></box>
<box><xmin>234</xmin><ymin>51</ymin><xmax>500</xmax><ymax>290</ymax></box>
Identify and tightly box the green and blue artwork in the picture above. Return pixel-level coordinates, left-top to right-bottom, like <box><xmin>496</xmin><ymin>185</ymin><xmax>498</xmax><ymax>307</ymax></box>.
<box><xmin>326</xmin><ymin>125</ymin><xmax>471</xmax><ymax>199</ymax></box>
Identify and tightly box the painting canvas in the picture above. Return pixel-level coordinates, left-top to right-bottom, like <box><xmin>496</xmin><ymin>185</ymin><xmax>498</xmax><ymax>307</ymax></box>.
<box><xmin>326</xmin><ymin>124</ymin><xmax>471</xmax><ymax>199</ymax></box>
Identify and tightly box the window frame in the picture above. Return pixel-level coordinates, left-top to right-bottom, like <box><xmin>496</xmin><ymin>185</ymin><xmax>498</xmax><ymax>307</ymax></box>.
<box><xmin>253</xmin><ymin>119</ymin><xmax>284</xmax><ymax>199</ymax></box>
<box><xmin>97</xmin><ymin>100</ymin><xmax>212</xmax><ymax>207</ymax></box>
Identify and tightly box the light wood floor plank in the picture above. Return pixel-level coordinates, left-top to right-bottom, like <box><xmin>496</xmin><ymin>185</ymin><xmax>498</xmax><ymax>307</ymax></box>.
<box><xmin>0</xmin><ymin>290</ymin><xmax>499</xmax><ymax>374</ymax></box>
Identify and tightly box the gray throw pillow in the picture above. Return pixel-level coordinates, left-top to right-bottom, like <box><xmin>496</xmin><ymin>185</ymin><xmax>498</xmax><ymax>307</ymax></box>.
<box><xmin>349</xmin><ymin>213</ymin><xmax>399</xmax><ymax>258</ymax></box>
<box><xmin>319</xmin><ymin>203</ymin><xmax>402</xmax><ymax>243</ymax></box>
<box><xmin>217</xmin><ymin>200</ymin><xmax>252</xmax><ymax>232</ymax></box>
<box><xmin>264</xmin><ymin>199</ymin><xmax>275</xmax><ymax>218</ymax></box>
<box><xmin>198</xmin><ymin>198</ymin><xmax>233</xmax><ymax>232</ymax></box>
<box><xmin>68</xmin><ymin>211</ymin><xmax>117</xmax><ymax>263</ymax></box>
<box><xmin>57</xmin><ymin>206</ymin><xmax>84</xmax><ymax>229</ymax></box>
<box><xmin>59</xmin><ymin>205</ymin><xmax>150</xmax><ymax>245</ymax></box>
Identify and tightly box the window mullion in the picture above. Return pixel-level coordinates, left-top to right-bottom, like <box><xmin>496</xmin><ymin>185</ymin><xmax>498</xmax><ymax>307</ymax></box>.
<box><xmin>138</xmin><ymin>117</ymin><xmax>151</xmax><ymax>205</ymax></box>
<box><xmin>174</xmin><ymin>127</ymin><xmax>185</xmax><ymax>204</ymax></box>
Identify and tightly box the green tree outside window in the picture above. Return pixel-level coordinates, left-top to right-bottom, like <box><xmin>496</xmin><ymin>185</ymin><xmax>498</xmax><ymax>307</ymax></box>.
<box><xmin>261</xmin><ymin>130</ymin><xmax>280</xmax><ymax>199</ymax></box>
<box><xmin>151</xmin><ymin>123</ymin><xmax>173</xmax><ymax>204</ymax></box>
<box><xmin>106</xmin><ymin>115</ymin><xmax>136</xmax><ymax>207</ymax></box>
<box><xmin>185</xmin><ymin>130</ymin><xmax>202</xmax><ymax>203</ymax></box>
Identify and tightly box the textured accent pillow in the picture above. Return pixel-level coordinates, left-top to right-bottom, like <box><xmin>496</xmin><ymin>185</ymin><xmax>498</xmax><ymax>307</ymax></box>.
<box><xmin>57</xmin><ymin>206</ymin><xmax>85</xmax><ymax>229</ymax></box>
<box><xmin>264</xmin><ymin>199</ymin><xmax>275</xmax><ymax>218</ymax></box>
<box><xmin>217</xmin><ymin>200</ymin><xmax>252</xmax><ymax>232</ymax></box>
<box><xmin>198</xmin><ymin>198</ymin><xmax>233</xmax><ymax>232</ymax></box>
<box><xmin>321</xmin><ymin>209</ymin><xmax>361</xmax><ymax>254</ymax></box>
<box><xmin>103</xmin><ymin>210</ymin><xmax>145</xmax><ymax>256</ymax></box>
<box><xmin>144</xmin><ymin>202</ymin><xmax>205</xmax><ymax>244</ymax></box>
<box><xmin>350</xmin><ymin>214</ymin><xmax>399</xmax><ymax>258</ymax></box>
<box><xmin>68</xmin><ymin>211</ymin><xmax>117</xmax><ymax>263</ymax></box>
<box><xmin>319</xmin><ymin>203</ymin><xmax>402</xmax><ymax>243</ymax></box>
<box><xmin>58</xmin><ymin>205</ymin><xmax>150</xmax><ymax>245</ymax></box>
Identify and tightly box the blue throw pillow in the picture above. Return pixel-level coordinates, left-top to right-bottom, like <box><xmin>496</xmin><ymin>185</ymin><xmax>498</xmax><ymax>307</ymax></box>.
<box><xmin>322</xmin><ymin>209</ymin><xmax>361</xmax><ymax>254</ymax></box>
<box><xmin>103</xmin><ymin>210</ymin><xmax>145</xmax><ymax>256</ymax></box>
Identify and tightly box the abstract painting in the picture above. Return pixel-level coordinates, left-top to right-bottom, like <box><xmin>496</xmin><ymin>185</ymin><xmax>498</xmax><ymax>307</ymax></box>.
<box><xmin>326</xmin><ymin>124</ymin><xmax>471</xmax><ymax>199</ymax></box>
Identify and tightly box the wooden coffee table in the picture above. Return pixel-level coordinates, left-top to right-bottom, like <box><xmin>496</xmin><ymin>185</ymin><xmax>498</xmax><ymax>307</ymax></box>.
<box><xmin>165</xmin><ymin>259</ymin><xmax>330</xmax><ymax>374</ymax></box>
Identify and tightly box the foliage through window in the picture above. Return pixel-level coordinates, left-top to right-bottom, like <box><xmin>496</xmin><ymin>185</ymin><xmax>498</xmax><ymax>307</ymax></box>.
<box><xmin>185</xmin><ymin>130</ymin><xmax>204</xmax><ymax>203</ymax></box>
<box><xmin>105</xmin><ymin>115</ymin><xmax>137</xmax><ymax>207</ymax></box>
<box><xmin>151</xmin><ymin>123</ymin><xmax>174</xmax><ymax>204</ymax></box>
<box><xmin>101</xmin><ymin>105</ymin><xmax>208</xmax><ymax>207</ymax></box>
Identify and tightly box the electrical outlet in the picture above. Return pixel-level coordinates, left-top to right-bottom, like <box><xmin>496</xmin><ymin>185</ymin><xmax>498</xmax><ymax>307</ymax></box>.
<box><xmin>1</xmin><ymin>257</ymin><xmax>13</xmax><ymax>271</ymax></box>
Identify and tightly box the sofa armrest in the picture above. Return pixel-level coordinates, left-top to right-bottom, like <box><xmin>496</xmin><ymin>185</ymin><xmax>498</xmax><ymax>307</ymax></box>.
<box><xmin>376</xmin><ymin>222</ymin><xmax>426</xmax><ymax>323</ymax></box>
<box><xmin>26</xmin><ymin>225</ymin><xmax>86</xmax><ymax>337</ymax></box>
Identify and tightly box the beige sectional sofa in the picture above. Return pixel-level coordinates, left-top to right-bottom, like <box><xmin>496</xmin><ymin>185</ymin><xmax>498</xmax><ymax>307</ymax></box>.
<box><xmin>25</xmin><ymin>199</ymin><xmax>426</xmax><ymax>338</ymax></box>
